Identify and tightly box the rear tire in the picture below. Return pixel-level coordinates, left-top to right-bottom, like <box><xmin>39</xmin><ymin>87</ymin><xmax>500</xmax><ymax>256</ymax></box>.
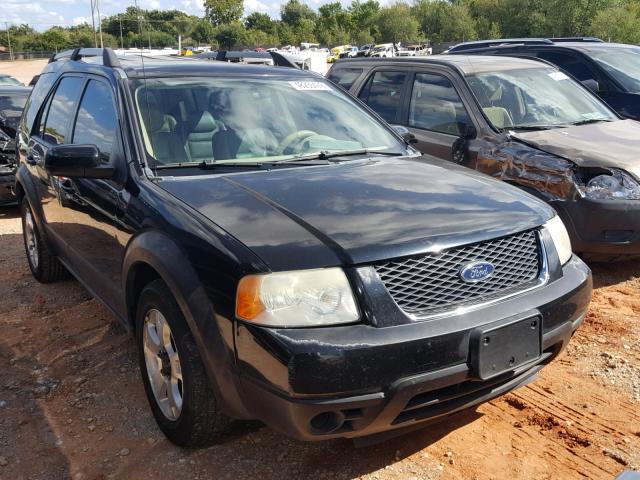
<box><xmin>136</xmin><ymin>279</ymin><xmax>229</xmax><ymax>447</ymax></box>
<box><xmin>21</xmin><ymin>197</ymin><xmax>69</xmax><ymax>283</ymax></box>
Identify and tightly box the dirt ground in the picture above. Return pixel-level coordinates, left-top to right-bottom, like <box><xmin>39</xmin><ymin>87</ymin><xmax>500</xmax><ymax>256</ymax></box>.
<box><xmin>0</xmin><ymin>59</ymin><xmax>48</xmax><ymax>85</ymax></box>
<box><xmin>0</xmin><ymin>205</ymin><xmax>639</xmax><ymax>480</ymax></box>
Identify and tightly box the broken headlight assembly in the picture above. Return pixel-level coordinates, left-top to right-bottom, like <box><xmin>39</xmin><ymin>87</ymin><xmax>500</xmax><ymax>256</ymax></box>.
<box><xmin>576</xmin><ymin>168</ymin><xmax>640</xmax><ymax>200</ymax></box>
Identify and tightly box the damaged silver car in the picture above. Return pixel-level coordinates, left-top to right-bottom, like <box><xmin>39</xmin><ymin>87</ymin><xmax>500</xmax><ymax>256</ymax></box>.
<box><xmin>329</xmin><ymin>55</ymin><xmax>640</xmax><ymax>260</ymax></box>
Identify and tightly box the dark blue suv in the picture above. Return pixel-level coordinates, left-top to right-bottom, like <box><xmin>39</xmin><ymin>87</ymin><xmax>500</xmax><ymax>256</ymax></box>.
<box><xmin>15</xmin><ymin>48</ymin><xmax>590</xmax><ymax>446</ymax></box>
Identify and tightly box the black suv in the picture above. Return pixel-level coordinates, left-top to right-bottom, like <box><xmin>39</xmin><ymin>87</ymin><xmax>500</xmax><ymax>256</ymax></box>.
<box><xmin>16</xmin><ymin>48</ymin><xmax>590</xmax><ymax>446</ymax></box>
<box><xmin>329</xmin><ymin>55</ymin><xmax>640</xmax><ymax>260</ymax></box>
<box><xmin>447</xmin><ymin>38</ymin><xmax>640</xmax><ymax>120</ymax></box>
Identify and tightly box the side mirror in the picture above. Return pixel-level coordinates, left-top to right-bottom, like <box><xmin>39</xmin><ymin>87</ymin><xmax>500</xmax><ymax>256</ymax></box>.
<box><xmin>581</xmin><ymin>79</ymin><xmax>600</xmax><ymax>94</ymax></box>
<box><xmin>44</xmin><ymin>144</ymin><xmax>114</xmax><ymax>179</ymax></box>
<box><xmin>459</xmin><ymin>123</ymin><xmax>477</xmax><ymax>139</ymax></box>
<box><xmin>391</xmin><ymin>124</ymin><xmax>418</xmax><ymax>144</ymax></box>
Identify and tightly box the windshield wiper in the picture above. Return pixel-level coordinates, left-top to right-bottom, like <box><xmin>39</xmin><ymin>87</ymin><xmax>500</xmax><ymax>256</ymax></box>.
<box><xmin>568</xmin><ymin>118</ymin><xmax>614</xmax><ymax>126</ymax></box>
<box><xmin>279</xmin><ymin>149</ymin><xmax>403</xmax><ymax>163</ymax></box>
<box><xmin>504</xmin><ymin>125</ymin><xmax>564</xmax><ymax>131</ymax></box>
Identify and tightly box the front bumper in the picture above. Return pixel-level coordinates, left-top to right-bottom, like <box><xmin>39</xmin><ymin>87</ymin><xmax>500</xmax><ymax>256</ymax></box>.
<box><xmin>552</xmin><ymin>197</ymin><xmax>640</xmax><ymax>258</ymax></box>
<box><xmin>234</xmin><ymin>256</ymin><xmax>591</xmax><ymax>440</ymax></box>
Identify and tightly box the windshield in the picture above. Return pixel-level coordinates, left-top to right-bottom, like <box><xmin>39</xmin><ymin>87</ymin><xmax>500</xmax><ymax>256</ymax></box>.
<box><xmin>130</xmin><ymin>76</ymin><xmax>405</xmax><ymax>167</ymax></box>
<box><xmin>467</xmin><ymin>67</ymin><xmax>616</xmax><ymax>130</ymax></box>
<box><xmin>585</xmin><ymin>46</ymin><xmax>640</xmax><ymax>93</ymax></box>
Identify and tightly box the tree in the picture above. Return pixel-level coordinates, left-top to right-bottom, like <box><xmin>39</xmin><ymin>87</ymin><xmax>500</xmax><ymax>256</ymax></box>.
<box><xmin>192</xmin><ymin>19</ymin><xmax>216</xmax><ymax>44</ymax></box>
<box><xmin>245</xmin><ymin>12</ymin><xmax>276</xmax><ymax>34</ymax></box>
<box><xmin>41</xmin><ymin>27</ymin><xmax>70</xmax><ymax>52</ymax></box>
<box><xmin>204</xmin><ymin>0</ymin><xmax>244</xmax><ymax>27</ymax></box>
<box><xmin>281</xmin><ymin>0</ymin><xmax>317</xmax><ymax>27</ymax></box>
<box><xmin>348</xmin><ymin>0</ymin><xmax>379</xmax><ymax>43</ymax></box>
<box><xmin>375</xmin><ymin>2</ymin><xmax>419</xmax><ymax>43</ymax></box>
<box><xmin>590</xmin><ymin>3</ymin><xmax>640</xmax><ymax>43</ymax></box>
<box><xmin>214</xmin><ymin>22</ymin><xmax>247</xmax><ymax>48</ymax></box>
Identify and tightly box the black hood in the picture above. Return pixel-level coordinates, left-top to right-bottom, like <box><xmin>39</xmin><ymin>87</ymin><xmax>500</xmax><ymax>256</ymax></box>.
<box><xmin>159</xmin><ymin>156</ymin><xmax>554</xmax><ymax>271</ymax></box>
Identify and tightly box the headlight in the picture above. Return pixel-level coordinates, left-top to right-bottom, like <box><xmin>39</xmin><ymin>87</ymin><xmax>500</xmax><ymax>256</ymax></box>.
<box><xmin>235</xmin><ymin>268</ymin><xmax>359</xmax><ymax>327</ymax></box>
<box><xmin>580</xmin><ymin>169</ymin><xmax>640</xmax><ymax>200</ymax></box>
<box><xmin>544</xmin><ymin>215</ymin><xmax>572</xmax><ymax>265</ymax></box>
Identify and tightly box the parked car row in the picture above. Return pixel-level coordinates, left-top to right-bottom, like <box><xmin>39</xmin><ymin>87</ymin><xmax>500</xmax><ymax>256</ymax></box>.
<box><xmin>3</xmin><ymin>47</ymin><xmax>592</xmax><ymax>448</ymax></box>
<box><xmin>328</xmin><ymin>46</ymin><xmax>640</xmax><ymax>261</ymax></box>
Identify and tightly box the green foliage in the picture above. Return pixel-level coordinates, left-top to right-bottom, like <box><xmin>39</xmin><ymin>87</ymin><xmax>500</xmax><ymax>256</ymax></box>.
<box><xmin>2</xmin><ymin>0</ymin><xmax>640</xmax><ymax>53</ymax></box>
<box><xmin>375</xmin><ymin>2</ymin><xmax>419</xmax><ymax>43</ymax></box>
<box><xmin>213</xmin><ymin>22</ymin><xmax>247</xmax><ymax>48</ymax></box>
<box><xmin>590</xmin><ymin>2</ymin><xmax>640</xmax><ymax>43</ymax></box>
<box><xmin>204</xmin><ymin>0</ymin><xmax>244</xmax><ymax>27</ymax></box>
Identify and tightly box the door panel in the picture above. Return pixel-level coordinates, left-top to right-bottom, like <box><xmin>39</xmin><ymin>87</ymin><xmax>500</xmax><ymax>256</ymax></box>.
<box><xmin>27</xmin><ymin>76</ymin><xmax>85</xmax><ymax>247</ymax></box>
<box><xmin>405</xmin><ymin>71</ymin><xmax>475</xmax><ymax>162</ymax></box>
<box><xmin>57</xmin><ymin>78</ymin><xmax>130</xmax><ymax>314</ymax></box>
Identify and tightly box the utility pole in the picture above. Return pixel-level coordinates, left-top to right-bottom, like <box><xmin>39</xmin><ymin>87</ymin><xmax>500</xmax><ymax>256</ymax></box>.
<box><xmin>90</xmin><ymin>0</ymin><xmax>97</xmax><ymax>47</ymax></box>
<box><xmin>5</xmin><ymin>22</ymin><xmax>13</xmax><ymax>61</ymax></box>
<box><xmin>119</xmin><ymin>14</ymin><xmax>124</xmax><ymax>49</ymax></box>
<box><xmin>96</xmin><ymin>0</ymin><xmax>104</xmax><ymax>48</ymax></box>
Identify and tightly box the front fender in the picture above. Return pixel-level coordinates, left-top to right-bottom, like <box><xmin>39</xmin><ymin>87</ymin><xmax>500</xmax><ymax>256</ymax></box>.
<box><xmin>122</xmin><ymin>229</ymin><xmax>251</xmax><ymax>419</ymax></box>
<box><xmin>15</xmin><ymin>164</ymin><xmax>45</xmax><ymax>223</ymax></box>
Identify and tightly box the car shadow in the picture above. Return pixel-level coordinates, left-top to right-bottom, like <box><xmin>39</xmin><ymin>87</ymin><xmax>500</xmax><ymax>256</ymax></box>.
<box><xmin>588</xmin><ymin>258</ymin><xmax>640</xmax><ymax>288</ymax></box>
<box><xmin>0</xmin><ymin>204</ymin><xmax>19</xmax><ymax>220</ymax></box>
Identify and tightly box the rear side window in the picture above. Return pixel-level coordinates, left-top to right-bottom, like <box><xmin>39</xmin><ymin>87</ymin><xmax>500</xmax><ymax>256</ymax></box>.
<box><xmin>408</xmin><ymin>73</ymin><xmax>472</xmax><ymax>135</ymax></box>
<box><xmin>72</xmin><ymin>80</ymin><xmax>118</xmax><ymax>160</ymax></box>
<box><xmin>535</xmin><ymin>51</ymin><xmax>596</xmax><ymax>82</ymax></box>
<box><xmin>358</xmin><ymin>70</ymin><xmax>407</xmax><ymax>123</ymax></box>
<box><xmin>40</xmin><ymin>77</ymin><xmax>84</xmax><ymax>145</ymax></box>
<box><xmin>327</xmin><ymin>68</ymin><xmax>363</xmax><ymax>91</ymax></box>
<box><xmin>21</xmin><ymin>73</ymin><xmax>55</xmax><ymax>135</ymax></box>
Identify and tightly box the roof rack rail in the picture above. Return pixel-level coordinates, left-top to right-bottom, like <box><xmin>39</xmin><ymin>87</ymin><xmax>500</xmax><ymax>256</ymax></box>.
<box><xmin>549</xmin><ymin>37</ymin><xmax>604</xmax><ymax>43</ymax></box>
<box><xmin>193</xmin><ymin>50</ymin><xmax>298</xmax><ymax>69</ymax></box>
<box><xmin>48</xmin><ymin>47</ymin><xmax>121</xmax><ymax>68</ymax></box>
<box><xmin>447</xmin><ymin>38</ymin><xmax>553</xmax><ymax>53</ymax></box>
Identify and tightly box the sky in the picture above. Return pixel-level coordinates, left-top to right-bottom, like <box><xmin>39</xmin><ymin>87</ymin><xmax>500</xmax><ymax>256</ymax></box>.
<box><xmin>1</xmin><ymin>0</ymin><xmax>336</xmax><ymax>30</ymax></box>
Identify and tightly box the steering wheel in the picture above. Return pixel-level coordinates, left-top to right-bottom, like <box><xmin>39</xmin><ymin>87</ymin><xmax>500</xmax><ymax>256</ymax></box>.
<box><xmin>280</xmin><ymin>130</ymin><xmax>318</xmax><ymax>155</ymax></box>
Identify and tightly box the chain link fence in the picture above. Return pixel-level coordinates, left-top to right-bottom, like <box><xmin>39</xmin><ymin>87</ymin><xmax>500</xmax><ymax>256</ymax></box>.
<box><xmin>0</xmin><ymin>51</ymin><xmax>54</xmax><ymax>61</ymax></box>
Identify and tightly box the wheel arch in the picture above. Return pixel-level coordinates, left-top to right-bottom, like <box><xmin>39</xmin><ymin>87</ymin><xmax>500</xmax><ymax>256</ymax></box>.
<box><xmin>122</xmin><ymin>229</ymin><xmax>251</xmax><ymax>419</ymax></box>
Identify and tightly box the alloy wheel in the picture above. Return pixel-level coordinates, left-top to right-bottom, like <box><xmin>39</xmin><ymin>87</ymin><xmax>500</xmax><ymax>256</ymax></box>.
<box><xmin>24</xmin><ymin>207</ymin><xmax>39</xmax><ymax>270</ymax></box>
<box><xmin>143</xmin><ymin>308</ymin><xmax>183</xmax><ymax>420</ymax></box>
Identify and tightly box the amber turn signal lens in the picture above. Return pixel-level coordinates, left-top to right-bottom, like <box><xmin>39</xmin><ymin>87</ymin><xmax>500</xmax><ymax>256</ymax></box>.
<box><xmin>236</xmin><ymin>275</ymin><xmax>265</xmax><ymax>320</ymax></box>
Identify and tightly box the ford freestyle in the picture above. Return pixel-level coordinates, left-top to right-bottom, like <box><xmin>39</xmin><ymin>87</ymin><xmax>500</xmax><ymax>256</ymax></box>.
<box><xmin>329</xmin><ymin>55</ymin><xmax>640</xmax><ymax>261</ymax></box>
<box><xmin>16</xmin><ymin>48</ymin><xmax>591</xmax><ymax>447</ymax></box>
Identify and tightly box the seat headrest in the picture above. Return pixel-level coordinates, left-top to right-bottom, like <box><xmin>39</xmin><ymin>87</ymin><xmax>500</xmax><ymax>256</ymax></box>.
<box><xmin>192</xmin><ymin>111</ymin><xmax>217</xmax><ymax>133</ymax></box>
<box><xmin>483</xmin><ymin>106</ymin><xmax>514</xmax><ymax>129</ymax></box>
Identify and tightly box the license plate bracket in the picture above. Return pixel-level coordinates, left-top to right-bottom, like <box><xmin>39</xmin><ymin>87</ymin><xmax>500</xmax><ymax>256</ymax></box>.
<box><xmin>469</xmin><ymin>316</ymin><xmax>541</xmax><ymax>380</ymax></box>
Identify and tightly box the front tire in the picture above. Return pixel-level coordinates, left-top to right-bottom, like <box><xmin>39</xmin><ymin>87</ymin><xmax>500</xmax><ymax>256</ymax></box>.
<box><xmin>21</xmin><ymin>197</ymin><xmax>68</xmax><ymax>283</ymax></box>
<box><xmin>136</xmin><ymin>279</ymin><xmax>229</xmax><ymax>447</ymax></box>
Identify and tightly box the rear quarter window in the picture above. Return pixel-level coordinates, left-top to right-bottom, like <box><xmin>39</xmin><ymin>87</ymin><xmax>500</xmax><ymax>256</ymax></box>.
<box><xmin>326</xmin><ymin>68</ymin><xmax>363</xmax><ymax>91</ymax></box>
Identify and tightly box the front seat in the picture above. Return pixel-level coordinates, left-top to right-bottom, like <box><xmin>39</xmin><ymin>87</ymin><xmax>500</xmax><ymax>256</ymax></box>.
<box><xmin>184</xmin><ymin>111</ymin><xmax>219</xmax><ymax>162</ymax></box>
<box><xmin>143</xmin><ymin>93</ymin><xmax>186</xmax><ymax>164</ymax></box>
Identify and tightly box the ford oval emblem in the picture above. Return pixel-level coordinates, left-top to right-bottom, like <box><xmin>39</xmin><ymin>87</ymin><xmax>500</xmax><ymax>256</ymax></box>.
<box><xmin>459</xmin><ymin>261</ymin><xmax>495</xmax><ymax>283</ymax></box>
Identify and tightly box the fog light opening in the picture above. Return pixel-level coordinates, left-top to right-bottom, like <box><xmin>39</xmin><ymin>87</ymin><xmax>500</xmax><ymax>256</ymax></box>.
<box><xmin>309</xmin><ymin>411</ymin><xmax>343</xmax><ymax>434</ymax></box>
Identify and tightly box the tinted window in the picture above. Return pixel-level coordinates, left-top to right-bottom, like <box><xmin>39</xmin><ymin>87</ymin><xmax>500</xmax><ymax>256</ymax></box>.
<box><xmin>73</xmin><ymin>80</ymin><xmax>118</xmax><ymax>159</ymax></box>
<box><xmin>358</xmin><ymin>71</ymin><xmax>407</xmax><ymax>123</ymax></box>
<box><xmin>408</xmin><ymin>73</ymin><xmax>472</xmax><ymax>135</ymax></box>
<box><xmin>22</xmin><ymin>73</ymin><xmax>55</xmax><ymax>135</ymax></box>
<box><xmin>42</xmin><ymin>77</ymin><xmax>84</xmax><ymax>145</ymax></box>
<box><xmin>327</xmin><ymin>68</ymin><xmax>363</xmax><ymax>91</ymax></box>
<box><xmin>536</xmin><ymin>51</ymin><xmax>595</xmax><ymax>82</ymax></box>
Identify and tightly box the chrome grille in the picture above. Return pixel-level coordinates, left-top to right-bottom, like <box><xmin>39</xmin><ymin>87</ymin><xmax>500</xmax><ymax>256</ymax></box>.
<box><xmin>374</xmin><ymin>230</ymin><xmax>541</xmax><ymax>315</ymax></box>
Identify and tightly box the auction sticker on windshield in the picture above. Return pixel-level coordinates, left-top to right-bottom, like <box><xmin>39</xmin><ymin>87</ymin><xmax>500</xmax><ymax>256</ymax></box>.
<box><xmin>289</xmin><ymin>81</ymin><xmax>332</xmax><ymax>91</ymax></box>
<box><xmin>548</xmin><ymin>71</ymin><xmax>569</xmax><ymax>81</ymax></box>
